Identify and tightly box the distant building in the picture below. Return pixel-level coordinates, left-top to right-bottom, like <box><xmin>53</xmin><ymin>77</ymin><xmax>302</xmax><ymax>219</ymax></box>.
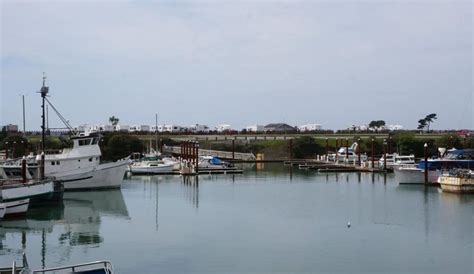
<box><xmin>151</xmin><ymin>125</ymin><xmax>165</xmax><ymax>132</ymax></box>
<box><xmin>216</xmin><ymin>124</ymin><xmax>232</xmax><ymax>133</ymax></box>
<box><xmin>387</xmin><ymin>125</ymin><xmax>403</xmax><ymax>131</ymax></box>
<box><xmin>140</xmin><ymin>125</ymin><xmax>150</xmax><ymax>132</ymax></box>
<box><xmin>246</xmin><ymin>125</ymin><xmax>264</xmax><ymax>132</ymax></box>
<box><xmin>190</xmin><ymin>124</ymin><xmax>210</xmax><ymax>133</ymax></box>
<box><xmin>264</xmin><ymin>123</ymin><xmax>296</xmax><ymax>133</ymax></box>
<box><xmin>2</xmin><ymin>124</ymin><xmax>19</xmax><ymax>132</ymax></box>
<box><xmin>298</xmin><ymin>124</ymin><xmax>322</xmax><ymax>132</ymax></box>
<box><xmin>164</xmin><ymin>124</ymin><xmax>182</xmax><ymax>133</ymax></box>
<box><xmin>115</xmin><ymin>125</ymin><xmax>130</xmax><ymax>132</ymax></box>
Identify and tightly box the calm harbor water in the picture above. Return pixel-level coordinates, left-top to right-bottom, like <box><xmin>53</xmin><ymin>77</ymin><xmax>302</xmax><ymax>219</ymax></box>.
<box><xmin>1</xmin><ymin>163</ymin><xmax>473</xmax><ymax>273</ymax></box>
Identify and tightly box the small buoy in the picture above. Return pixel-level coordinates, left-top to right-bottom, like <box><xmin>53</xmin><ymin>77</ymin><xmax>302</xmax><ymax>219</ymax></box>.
<box><xmin>347</xmin><ymin>221</ymin><xmax>351</xmax><ymax>228</ymax></box>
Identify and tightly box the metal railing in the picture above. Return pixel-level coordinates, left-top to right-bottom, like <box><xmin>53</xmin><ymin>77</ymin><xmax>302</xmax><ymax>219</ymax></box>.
<box><xmin>33</xmin><ymin>261</ymin><xmax>114</xmax><ymax>273</ymax></box>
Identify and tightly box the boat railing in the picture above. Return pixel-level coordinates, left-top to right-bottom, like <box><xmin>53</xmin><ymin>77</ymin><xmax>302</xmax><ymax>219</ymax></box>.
<box><xmin>32</xmin><ymin>260</ymin><xmax>114</xmax><ymax>273</ymax></box>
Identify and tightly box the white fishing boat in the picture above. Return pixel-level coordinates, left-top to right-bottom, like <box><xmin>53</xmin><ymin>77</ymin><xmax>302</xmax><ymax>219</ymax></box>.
<box><xmin>1</xmin><ymin>76</ymin><xmax>129</xmax><ymax>190</ymax></box>
<box><xmin>3</xmin><ymin>135</ymin><xmax>130</xmax><ymax>190</ymax></box>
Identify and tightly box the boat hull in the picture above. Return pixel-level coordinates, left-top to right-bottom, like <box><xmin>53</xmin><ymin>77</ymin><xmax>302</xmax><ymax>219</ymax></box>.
<box><xmin>3</xmin><ymin>198</ymin><xmax>29</xmax><ymax>217</ymax></box>
<box><xmin>439</xmin><ymin>176</ymin><xmax>474</xmax><ymax>193</ymax></box>
<box><xmin>129</xmin><ymin>164</ymin><xmax>174</xmax><ymax>174</ymax></box>
<box><xmin>394</xmin><ymin>167</ymin><xmax>440</xmax><ymax>184</ymax></box>
<box><xmin>59</xmin><ymin>159</ymin><xmax>129</xmax><ymax>190</ymax></box>
<box><xmin>1</xmin><ymin>179</ymin><xmax>57</xmax><ymax>207</ymax></box>
<box><xmin>0</xmin><ymin>204</ymin><xmax>5</xmax><ymax>218</ymax></box>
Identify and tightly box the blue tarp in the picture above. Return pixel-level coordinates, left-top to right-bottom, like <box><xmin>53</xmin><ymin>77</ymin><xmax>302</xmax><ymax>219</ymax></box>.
<box><xmin>211</xmin><ymin>157</ymin><xmax>223</xmax><ymax>165</ymax></box>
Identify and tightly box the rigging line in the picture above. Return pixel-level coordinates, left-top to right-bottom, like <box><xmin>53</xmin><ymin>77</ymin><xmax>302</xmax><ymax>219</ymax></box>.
<box><xmin>44</xmin><ymin>97</ymin><xmax>76</xmax><ymax>134</ymax></box>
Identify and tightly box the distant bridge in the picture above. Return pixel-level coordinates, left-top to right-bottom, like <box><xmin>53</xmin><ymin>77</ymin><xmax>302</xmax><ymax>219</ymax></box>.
<box><xmin>163</xmin><ymin>146</ymin><xmax>256</xmax><ymax>161</ymax></box>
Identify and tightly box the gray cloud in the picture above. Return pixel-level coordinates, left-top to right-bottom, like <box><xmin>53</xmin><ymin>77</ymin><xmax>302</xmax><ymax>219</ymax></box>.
<box><xmin>1</xmin><ymin>0</ymin><xmax>472</xmax><ymax>130</ymax></box>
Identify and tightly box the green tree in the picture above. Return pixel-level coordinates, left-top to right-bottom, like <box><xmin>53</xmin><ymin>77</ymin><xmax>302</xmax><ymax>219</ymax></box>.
<box><xmin>103</xmin><ymin>134</ymin><xmax>143</xmax><ymax>161</ymax></box>
<box><xmin>292</xmin><ymin>136</ymin><xmax>324</xmax><ymax>159</ymax></box>
<box><xmin>0</xmin><ymin>135</ymin><xmax>29</xmax><ymax>158</ymax></box>
<box><xmin>417</xmin><ymin>119</ymin><xmax>427</xmax><ymax>131</ymax></box>
<box><xmin>424</xmin><ymin>113</ymin><xmax>437</xmax><ymax>132</ymax></box>
<box><xmin>368</xmin><ymin>120</ymin><xmax>386</xmax><ymax>132</ymax></box>
<box><xmin>109</xmin><ymin>116</ymin><xmax>119</xmax><ymax>127</ymax></box>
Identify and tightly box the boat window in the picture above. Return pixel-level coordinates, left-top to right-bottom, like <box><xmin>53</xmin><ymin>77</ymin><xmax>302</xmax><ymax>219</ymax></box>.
<box><xmin>78</xmin><ymin>139</ymin><xmax>92</xmax><ymax>146</ymax></box>
<box><xmin>51</xmin><ymin>161</ymin><xmax>55</xmax><ymax>165</ymax></box>
<box><xmin>96</xmin><ymin>157</ymin><xmax>99</xmax><ymax>161</ymax></box>
<box><xmin>57</xmin><ymin>161</ymin><xmax>60</xmax><ymax>165</ymax></box>
<box><xmin>89</xmin><ymin>157</ymin><xmax>93</xmax><ymax>162</ymax></box>
<box><xmin>91</xmin><ymin>138</ymin><xmax>99</xmax><ymax>145</ymax></box>
<box><xmin>78</xmin><ymin>159</ymin><xmax>81</xmax><ymax>162</ymax></box>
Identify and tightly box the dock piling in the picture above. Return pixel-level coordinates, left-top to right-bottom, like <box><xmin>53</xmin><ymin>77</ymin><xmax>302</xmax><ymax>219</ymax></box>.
<box><xmin>424</xmin><ymin>143</ymin><xmax>428</xmax><ymax>184</ymax></box>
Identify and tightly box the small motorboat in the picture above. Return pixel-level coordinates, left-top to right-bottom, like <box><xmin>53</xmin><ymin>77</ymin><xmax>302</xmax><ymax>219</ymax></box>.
<box><xmin>0</xmin><ymin>203</ymin><xmax>5</xmax><ymax>218</ymax></box>
<box><xmin>439</xmin><ymin>169</ymin><xmax>474</xmax><ymax>193</ymax></box>
<box><xmin>0</xmin><ymin>253</ymin><xmax>114</xmax><ymax>273</ymax></box>
<box><xmin>129</xmin><ymin>159</ymin><xmax>174</xmax><ymax>174</ymax></box>
<box><xmin>1</xmin><ymin>198</ymin><xmax>30</xmax><ymax>218</ymax></box>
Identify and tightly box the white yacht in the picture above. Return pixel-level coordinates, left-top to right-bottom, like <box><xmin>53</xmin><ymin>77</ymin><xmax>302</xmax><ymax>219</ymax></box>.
<box><xmin>328</xmin><ymin>143</ymin><xmax>368</xmax><ymax>163</ymax></box>
<box><xmin>129</xmin><ymin>159</ymin><xmax>174</xmax><ymax>174</ymax></box>
<box><xmin>378</xmin><ymin>153</ymin><xmax>415</xmax><ymax>168</ymax></box>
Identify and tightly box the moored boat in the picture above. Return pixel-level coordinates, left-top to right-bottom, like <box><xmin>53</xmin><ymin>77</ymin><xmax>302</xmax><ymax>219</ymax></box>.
<box><xmin>1</xmin><ymin>198</ymin><xmax>30</xmax><ymax>217</ymax></box>
<box><xmin>129</xmin><ymin>159</ymin><xmax>174</xmax><ymax>174</ymax></box>
<box><xmin>439</xmin><ymin>169</ymin><xmax>474</xmax><ymax>193</ymax></box>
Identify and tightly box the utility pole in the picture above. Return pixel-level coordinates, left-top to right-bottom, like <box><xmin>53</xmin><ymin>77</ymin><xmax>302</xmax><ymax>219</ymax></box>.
<box><xmin>22</xmin><ymin>94</ymin><xmax>26</xmax><ymax>134</ymax></box>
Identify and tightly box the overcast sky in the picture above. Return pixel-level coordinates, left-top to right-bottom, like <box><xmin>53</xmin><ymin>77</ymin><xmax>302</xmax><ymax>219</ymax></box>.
<box><xmin>1</xmin><ymin>0</ymin><xmax>472</xmax><ymax>131</ymax></box>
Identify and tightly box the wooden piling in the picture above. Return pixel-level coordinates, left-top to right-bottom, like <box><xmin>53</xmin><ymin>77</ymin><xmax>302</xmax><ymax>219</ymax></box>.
<box><xmin>424</xmin><ymin>143</ymin><xmax>428</xmax><ymax>184</ymax></box>
<box><xmin>21</xmin><ymin>157</ymin><xmax>27</xmax><ymax>183</ymax></box>
<box><xmin>40</xmin><ymin>152</ymin><xmax>45</xmax><ymax>180</ymax></box>
<box><xmin>371</xmin><ymin>139</ymin><xmax>375</xmax><ymax>168</ymax></box>
<box><xmin>357</xmin><ymin>138</ymin><xmax>361</xmax><ymax>166</ymax></box>
<box><xmin>325</xmin><ymin>138</ymin><xmax>328</xmax><ymax>161</ymax></box>
<box><xmin>232</xmin><ymin>139</ymin><xmax>235</xmax><ymax>160</ymax></box>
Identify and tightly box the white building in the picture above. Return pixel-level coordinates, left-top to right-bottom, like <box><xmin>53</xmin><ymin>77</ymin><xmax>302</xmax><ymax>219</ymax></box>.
<box><xmin>216</xmin><ymin>124</ymin><xmax>232</xmax><ymax>133</ymax></box>
<box><xmin>164</xmin><ymin>124</ymin><xmax>182</xmax><ymax>133</ymax></box>
<box><xmin>298</xmin><ymin>124</ymin><xmax>322</xmax><ymax>132</ymax></box>
<box><xmin>190</xmin><ymin>124</ymin><xmax>210</xmax><ymax>133</ymax></box>
<box><xmin>115</xmin><ymin>125</ymin><xmax>130</xmax><ymax>132</ymax></box>
<box><xmin>387</xmin><ymin>124</ymin><xmax>403</xmax><ymax>131</ymax></box>
<box><xmin>103</xmin><ymin>125</ymin><xmax>115</xmax><ymax>132</ymax></box>
<box><xmin>246</xmin><ymin>125</ymin><xmax>264</xmax><ymax>132</ymax></box>
<box><xmin>129</xmin><ymin>125</ymin><xmax>140</xmax><ymax>132</ymax></box>
<box><xmin>151</xmin><ymin>125</ymin><xmax>165</xmax><ymax>132</ymax></box>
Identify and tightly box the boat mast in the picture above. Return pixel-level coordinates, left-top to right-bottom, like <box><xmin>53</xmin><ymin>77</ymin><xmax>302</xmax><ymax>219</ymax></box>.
<box><xmin>155</xmin><ymin>113</ymin><xmax>158</xmax><ymax>153</ymax></box>
<box><xmin>40</xmin><ymin>72</ymin><xmax>49</xmax><ymax>152</ymax></box>
<box><xmin>22</xmin><ymin>94</ymin><xmax>26</xmax><ymax>135</ymax></box>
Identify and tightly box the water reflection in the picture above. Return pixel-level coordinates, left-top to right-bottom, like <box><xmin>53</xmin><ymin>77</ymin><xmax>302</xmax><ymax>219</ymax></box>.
<box><xmin>0</xmin><ymin>189</ymin><xmax>129</xmax><ymax>266</ymax></box>
<box><xmin>182</xmin><ymin>176</ymin><xmax>199</xmax><ymax>209</ymax></box>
